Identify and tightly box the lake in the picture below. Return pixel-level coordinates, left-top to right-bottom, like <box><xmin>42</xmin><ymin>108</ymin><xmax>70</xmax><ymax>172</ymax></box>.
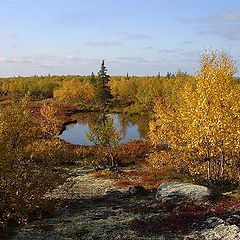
<box><xmin>59</xmin><ymin>113</ymin><xmax>149</xmax><ymax>145</ymax></box>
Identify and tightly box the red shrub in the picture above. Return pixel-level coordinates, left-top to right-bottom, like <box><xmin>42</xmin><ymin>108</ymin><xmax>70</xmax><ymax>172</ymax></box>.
<box><xmin>212</xmin><ymin>196</ymin><xmax>240</xmax><ymax>219</ymax></box>
<box><xmin>114</xmin><ymin>140</ymin><xmax>151</xmax><ymax>164</ymax></box>
<box><xmin>115</xmin><ymin>179</ymin><xmax>135</xmax><ymax>187</ymax></box>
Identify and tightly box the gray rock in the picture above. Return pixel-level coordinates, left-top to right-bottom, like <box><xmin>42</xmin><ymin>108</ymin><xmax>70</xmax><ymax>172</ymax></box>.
<box><xmin>156</xmin><ymin>182</ymin><xmax>214</xmax><ymax>204</ymax></box>
<box><xmin>129</xmin><ymin>185</ymin><xmax>146</xmax><ymax>196</ymax></box>
<box><xmin>226</xmin><ymin>214</ymin><xmax>240</xmax><ymax>225</ymax></box>
<box><xmin>184</xmin><ymin>216</ymin><xmax>240</xmax><ymax>240</ymax></box>
<box><xmin>105</xmin><ymin>190</ymin><xmax>125</xmax><ymax>198</ymax></box>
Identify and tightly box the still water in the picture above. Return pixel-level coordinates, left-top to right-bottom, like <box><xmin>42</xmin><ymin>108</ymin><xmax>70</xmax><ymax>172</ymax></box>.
<box><xmin>59</xmin><ymin>113</ymin><xmax>149</xmax><ymax>145</ymax></box>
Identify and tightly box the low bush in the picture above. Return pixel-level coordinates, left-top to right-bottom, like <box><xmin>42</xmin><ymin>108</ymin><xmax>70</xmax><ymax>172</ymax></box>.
<box><xmin>0</xmin><ymin>99</ymin><xmax>64</xmax><ymax>229</ymax></box>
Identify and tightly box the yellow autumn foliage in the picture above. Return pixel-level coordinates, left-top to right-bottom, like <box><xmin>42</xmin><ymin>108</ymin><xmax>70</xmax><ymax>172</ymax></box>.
<box><xmin>109</xmin><ymin>76</ymin><xmax>138</xmax><ymax>102</ymax></box>
<box><xmin>149</xmin><ymin>50</ymin><xmax>240</xmax><ymax>182</ymax></box>
<box><xmin>0</xmin><ymin>98</ymin><xmax>63</xmax><ymax>228</ymax></box>
<box><xmin>40</xmin><ymin>104</ymin><xmax>60</xmax><ymax>138</ymax></box>
<box><xmin>53</xmin><ymin>79</ymin><xmax>95</xmax><ymax>104</ymax></box>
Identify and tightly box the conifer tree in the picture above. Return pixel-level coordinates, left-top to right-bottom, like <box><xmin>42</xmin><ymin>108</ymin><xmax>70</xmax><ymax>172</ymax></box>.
<box><xmin>90</xmin><ymin>71</ymin><xmax>95</xmax><ymax>84</ymax></box>
<box><xmin>95</xmin><ymin>60</ymin><xmax>112</xmax><ymax>103</ymax></box>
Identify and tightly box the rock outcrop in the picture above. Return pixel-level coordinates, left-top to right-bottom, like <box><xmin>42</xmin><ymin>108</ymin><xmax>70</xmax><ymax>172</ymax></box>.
<box><xmin>128</xmin><ymin>185</ymin><xmax>147</xmax><ymax>196</ymax></box>
<box><xmin>156</xmin><ymin>182</ymin><xmax>215</xmax><ymax>204</ymax></box>
<box><xmin>184</xmin><ymin>216</ymin><xmax>240</xmax><ymax>240</ymax></box>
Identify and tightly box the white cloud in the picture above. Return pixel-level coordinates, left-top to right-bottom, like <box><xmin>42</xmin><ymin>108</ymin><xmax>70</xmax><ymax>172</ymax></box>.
<box><xmin>64</xmin><ymin>56</ymin><xmax>85</xmax><ymax>61</ymax></box>
<box><xmin>0</xmin><ymin>32</ymin><xmax>18</xmax><ymax>37</ymax></box>
<box><xmin>177</xmin><ymin>17</ymin><xmax>193</xmax><ymax>24</ymax></box>
<box><xmin>178</xmin><ymin>10</ymin><xmax>240</xmax><ymax>25</ymax></box>
<box><xmin>118</xmin><ymin>31</ymin><xmax>153</xmax><ymax>40</ymax></box>
<box><xmin>85</xmin><ymin>41</ymin><xmax>122</xmax><ymax>46</ymax></box>
<box><xmin>158</xmin><ymin>48</ymin><xmax>183</xmax><ymax>55</ymax></box>
<box><xmin>195</xmin><ymin>24</ymin><xmax>240</xmax><ymax>41</ymax></box>
<box><xmin>141</xmin><ymin>46</ymin><xmax>154</xmax><ymax>50</ymax></box>
<box><xmin>0</xmin><ymin>57</ymin><xmax>36</xmax><ymax>64</ymax></box>
<box><xmin>179</xmin><ymin>41</ymin><xmax>192</xmax><ymax>45</ymax></box>
<box><xmin>177</xmin><ymin>10</ymin><xmax>240</xmax><ymax>41</ymax></box>
<box><xmin>198</xmin><ymin>10</ymin><xmax>240</xmax><ymax>24</ymax></box>
<box><xmin>115</xmin><ymin>56</ymin><xmax>148</xmax><ymax>63</ymax></box>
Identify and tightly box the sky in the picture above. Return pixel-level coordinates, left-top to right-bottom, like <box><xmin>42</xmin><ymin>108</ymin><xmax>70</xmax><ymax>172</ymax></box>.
<box><xmin>0</xmin><ymin>0</ymin><xmax>240</xmax><ymax>77</ymax></box>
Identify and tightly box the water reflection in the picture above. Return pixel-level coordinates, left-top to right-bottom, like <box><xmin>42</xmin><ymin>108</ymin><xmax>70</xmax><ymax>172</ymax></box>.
<box><xmin>59</xmin><ymin>113</ymin><xmax>149</xmax><ymax>145</ymax></box>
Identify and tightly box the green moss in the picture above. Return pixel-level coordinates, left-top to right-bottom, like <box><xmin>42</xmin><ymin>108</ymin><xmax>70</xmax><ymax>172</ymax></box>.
<box><xmin>73</xmin><ymin>225</ymin><xmax>89</xmax><ymax>236</ymax></box>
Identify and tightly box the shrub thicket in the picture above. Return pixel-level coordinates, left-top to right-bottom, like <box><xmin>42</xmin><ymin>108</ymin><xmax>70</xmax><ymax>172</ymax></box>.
<box><xmin>149</xmin><ymin>50</ymin><xmax>240</xmax><ymax>182</ymax></box>
<box><xmin>0</xmin><ymin>98</ymin><xmax>64</xmax><ymax>228</ymax></box>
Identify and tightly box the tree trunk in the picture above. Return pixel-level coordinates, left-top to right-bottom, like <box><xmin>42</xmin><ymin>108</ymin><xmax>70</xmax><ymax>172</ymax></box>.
<box><xmin>206</xmin><ymin>148</ymin><xmax>211</xmax><ymax>181</ymax></box>
<box><xmin>109</xmin><ymin>149</ymin><xmax>114</xmax><ymax>168</ymax></box>
<box><xmin>219</xmin><ymin>140</ymin><xmax>225</xmax><ymax>179</ymax></box>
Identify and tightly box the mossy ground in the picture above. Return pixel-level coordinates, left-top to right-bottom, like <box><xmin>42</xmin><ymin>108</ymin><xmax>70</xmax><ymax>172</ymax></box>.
<box><xmin>3</xmin><ymin>164</ymin><xmax>239</xmax><ymax>240</ymax></box>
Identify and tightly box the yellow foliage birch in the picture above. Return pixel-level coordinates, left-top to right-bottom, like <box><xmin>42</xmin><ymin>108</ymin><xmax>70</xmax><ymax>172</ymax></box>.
<box><xmin>149</xmin><ymin>50</ymin><xmax>240</xmax><ymax>181</ymax></box>
<box><xmin>54</xmin><ymin>79</ymin><xmax>95</xmax><ymax>103</ymax></box>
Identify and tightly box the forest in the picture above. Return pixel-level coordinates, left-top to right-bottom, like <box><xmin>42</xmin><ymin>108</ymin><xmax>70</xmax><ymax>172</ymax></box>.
<box><xmin>0</xmin><ymin>50</ymin><xmax>240</xmax><ymax>236</ymax></box>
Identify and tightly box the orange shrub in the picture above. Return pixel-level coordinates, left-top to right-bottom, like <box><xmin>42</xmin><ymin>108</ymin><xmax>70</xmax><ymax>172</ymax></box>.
<box><xmin>114</xmin><ymin>140</ymin><xmax>151</xmax><ymax>164</ymax></box>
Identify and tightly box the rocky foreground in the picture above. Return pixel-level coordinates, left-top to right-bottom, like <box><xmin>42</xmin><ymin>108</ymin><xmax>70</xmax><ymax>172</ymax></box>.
<box><xmin>5</xmin><ymin>166</ymin><xmax>240</xmax><ymax>240</ymax></box>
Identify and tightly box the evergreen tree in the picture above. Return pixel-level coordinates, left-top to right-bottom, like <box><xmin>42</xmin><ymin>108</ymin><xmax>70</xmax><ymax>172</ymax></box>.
<box><xmin>95</xmin><ymin>60</ymin><xmax>112</xmax><ymax>103</ymax></box>
<box><xmin>90</xmin><ymin>71</ymin><xmax>95</xmax><ymax>84</ymax></box>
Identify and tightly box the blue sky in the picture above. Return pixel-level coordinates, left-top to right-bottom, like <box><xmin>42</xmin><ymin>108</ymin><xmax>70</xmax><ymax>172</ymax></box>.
<box><xmin>0</xmin><ymin>0</ymin><xmax>240</xmax><ymax>77</ymax></box>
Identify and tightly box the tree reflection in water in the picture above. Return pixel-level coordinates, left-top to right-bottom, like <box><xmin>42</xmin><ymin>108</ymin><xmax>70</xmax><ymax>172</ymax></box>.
<box><xmin>59</xmin><ymin>113</ymin><xmax>149</xmax><ymax>145</ymax></box>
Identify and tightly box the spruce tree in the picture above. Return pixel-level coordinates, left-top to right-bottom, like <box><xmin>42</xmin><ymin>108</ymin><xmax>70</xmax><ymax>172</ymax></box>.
<box><xmin>90</xmin><ymin>71</ymin><xmax>95</xmax><ymax>83</ymax></box>
<box><xmin>95</xmin><ymin>60</ymin><xmax>112</xmax><ymax>103</ymax></box>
